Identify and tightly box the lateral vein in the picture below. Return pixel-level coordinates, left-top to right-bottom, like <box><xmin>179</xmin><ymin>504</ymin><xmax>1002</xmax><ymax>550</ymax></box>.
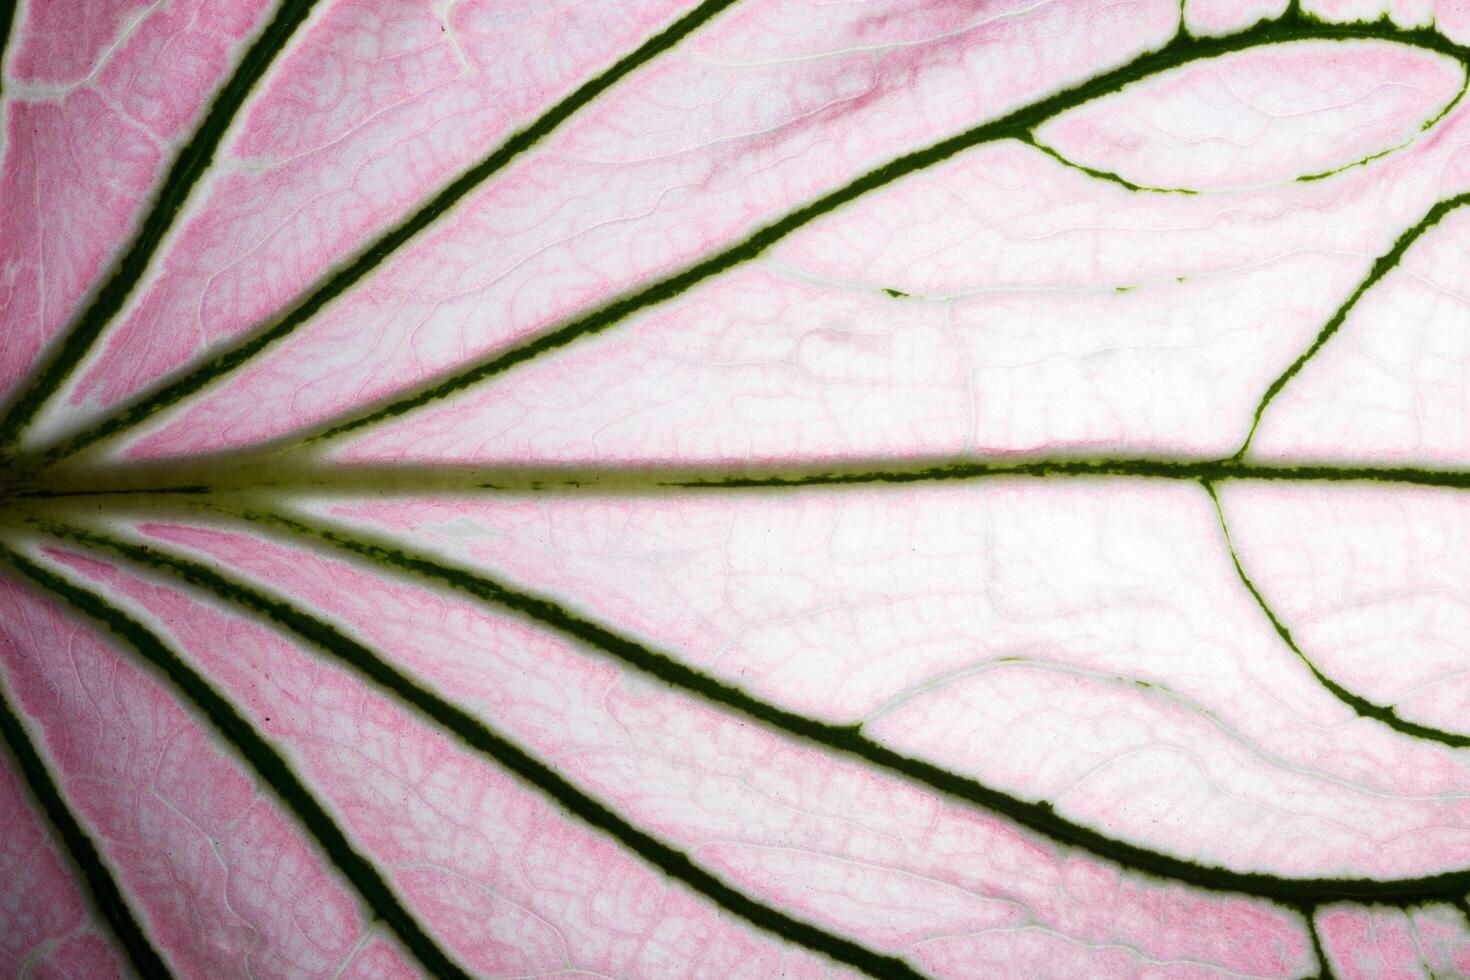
<box><xmin>0</xmin><ymin>638</ymin><xmax>174</xmax><ymax>978</ymax></box>
<box><xmin>176</xmin><ymin>502</ymin><xmax>1470</xmax><ymax>908</ymax></box>
<box><xmin>30</xmin><ymin>517</ymin><xmax>929</xmax><ymax>980</ymax></box>
<box><xmin>32</xmin><ymin>9</ymin><xmax>1470</xmax><ymax>465</ymax></box>
<box><xmin>0</xmin><ymin>539</ymin><xmax>477</xmax><ymax>980</ymax></box>
<box><xmin>0</xmin><ymin>0</ymin><xmax>320</xmax><ymax>453</ymax></box>
<box><xmin>1205</xmin><ymin>480</ymin><xmax>1470</xmax><ymax>748</ymax></box>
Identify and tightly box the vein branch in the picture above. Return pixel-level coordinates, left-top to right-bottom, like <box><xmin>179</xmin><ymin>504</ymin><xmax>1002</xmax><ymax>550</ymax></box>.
<box><xmin>0</xmin><ymin>539</ymin><xmax>477</xmax><ymax>980</ymax></box>
<box><xmin>25</xmin><ymin>0</ymin><xmax>747</xmax><ymax>468</ymax></box>
<box><xmin>1204</xmin><ymin>480</ymin><xmax>1470</xmax><ymax>748</ymax></box>
<box><xmin>118</xmin><ymin>499</ymin><xmax>1470</xmax><ymax>910</ymax></box>
<box><xmin>1020</xmin><ymin>132</ymin><xmax>1198</xmax><ymax>194</ymax></box>
<box><xmin>0</xmin><ymin>0</ymin><xmax>320</xmax><ymax>454</ymax></box>
<box><xmin>30</xmin><ymin>9</ymin><xmax>1470</xmax><ymax>466</ymax></box>
<box><xmin>0</xmin><ymin>631</ymin><xmax>173</xmax><ymax>978</ymax></box>
<box><xmin>292</xmin><ymin>15</ymin><xmax>1470</xmax><ymax>449</ymax></box>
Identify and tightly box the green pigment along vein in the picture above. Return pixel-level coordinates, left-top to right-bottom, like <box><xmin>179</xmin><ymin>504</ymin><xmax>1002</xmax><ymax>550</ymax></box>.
<box><xmin>169</xmin><ymin>504</ymin><xmax>1470</xmax><ymax>909</ymax></box>
<box><xmin>19</xmin><ymin>454</ymin><xmax>1470</xmax><ymax>501</ymax></box>
<box><xmin>1296</xmin><ymin>69</ymin><xmax>1469</xmax><ymax>183</ymax></box>
<box><xmin>32</xmin><ymin>0</ymin><xmax>746</xmax><ymax>465</ymax></box>
<box><xmin>0</xmin><ymin>657</ymin><xmax>173</xmax><ymax>979</ymax></box>
<box><xmin>0</xmin><ymin>0</ymin><xmax>319</xmax><ymax>454</ymax></box>
<box><xmin>1236</xmin><ymin>190</ymin><xmax>1470</xmax><ymax>457</ymax></box>
<box><xmin>34</xmin><ymin>519</ymin><xmax>924</xmax><ymax>980</ymax></box>
<box><xmin>34</xmin><ymin>5</ymin><xmax>1470</xmax><ymax>464</ymax></box>
<box><xmin>0</xmin><ymin>543</ymin><xmax>477</xmax><ymax>980</ymax></box>
<box><xmin>1020</xmin><ymin>134</ymin><xmax>1198</xmax><ymax>194</ymax></box>
<box><xmin>1205</xmin><ymin>481</ymin><xmax>1470</xmax><ymax>749</ymax></box>
<box><xmin>0</xmin><ymin>0</ymin><xmax>17</xmax><ymax>111</ymax></box>
<box><xmin>300</xmin><ymin>10</ymin><xmax>1470</xmax><ymax>446</ymax></box>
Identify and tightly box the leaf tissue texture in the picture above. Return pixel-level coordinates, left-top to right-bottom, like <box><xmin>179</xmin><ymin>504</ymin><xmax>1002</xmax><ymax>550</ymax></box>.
<box><xmin>12</xmin><ymin>2</ymin><xmax>1470</xmax><ymax>978</ymax></box>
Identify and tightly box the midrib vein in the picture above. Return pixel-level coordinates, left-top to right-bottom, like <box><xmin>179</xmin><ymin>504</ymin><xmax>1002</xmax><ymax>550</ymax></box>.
<box><xmin>14</xmin><ymin>454</ymin><xmax>1470</xmax><ymax>504</ymax></box>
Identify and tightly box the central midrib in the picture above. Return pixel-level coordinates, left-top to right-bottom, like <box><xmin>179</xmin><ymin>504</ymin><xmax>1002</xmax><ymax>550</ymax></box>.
<box><xmin>7</xmin><ymin>454</ymin><xmax>1470</xmax><ymax>507</ymax></box>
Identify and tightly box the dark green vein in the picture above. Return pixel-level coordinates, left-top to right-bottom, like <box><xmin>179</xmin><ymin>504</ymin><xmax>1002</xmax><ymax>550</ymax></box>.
<box><xmin>1235</xmin><ymin>191</ymin><xmax>1470</xmax><ymax>458</ymax></box>
<box><xmin>0</xmin><ymin>542</ymin><xmax>475</xmax><ymax>980</ymax></box>
<box><xmin>292</xmin><ymin>10</ymin><xmax>1470</xmax><ymax>445</ymax></box>
<box><xmin>1297</xmin><ymin>141</ymin><xmax>1431</xmax><ymax>184</ymax></box>
<box><xmin>0</xmin><ymin>0</ymin><xmax>318</xmax><ymax>454</ymax></box>
<box><xmin>0</xmin><ymin>0</ymin><xmax>18</xmax><ymax>111</ymax></box>
<box><xmin>30</xmin><ymin>0</ymin><xmax>745</xmax><ymax>467</ymax></box>
<box><xmin>31</xmin><ymin>518</ymin><xmax>926</xmax><ymax>980</ymax></box>
<box><xmin>1297</xmin><ymin>69</ymin><xmax>1469</xmax><ymax>183</ymax></box>
<box><xmin>0</xmin><ymin>656</ymin><xmax>173</xmax><ymax>979</ymax></box>
<box><xmin>32</xmin><ymin>6</ymin><xmax>1470</xmax><ymax>464</ymax></box>
<box><xmin>214</xmin><ymin>504</ymin><xmax>1470</xmax><ymax>908</ymax></box>
<box><xmin>1021</xmin><ymin>134</ymin><xmax>1197</xmax><ymax>194</ymax></box>
<box><xmin>1204</xmin><ymin>481</ymin><xmax>1470</xmax><ymax>748</ymax></box>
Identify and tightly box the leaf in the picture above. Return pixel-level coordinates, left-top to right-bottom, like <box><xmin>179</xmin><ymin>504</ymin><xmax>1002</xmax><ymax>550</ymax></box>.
<box><xmin>5</xmin><ymin>1</ymin><xmax>1470</xmax><ymax>977</ymax></box>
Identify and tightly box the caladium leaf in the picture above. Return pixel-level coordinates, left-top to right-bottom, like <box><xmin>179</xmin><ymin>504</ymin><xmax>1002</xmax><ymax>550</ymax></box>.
<box><xmin>7</xmin><ymin>1</ymin><xmax>1470</xmax><ymax>977</ymax></box>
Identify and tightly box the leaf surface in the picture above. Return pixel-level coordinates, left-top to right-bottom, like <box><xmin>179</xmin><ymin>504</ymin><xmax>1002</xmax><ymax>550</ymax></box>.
<box><xmin>6</xmin><ymin>1</ymin><xmax>1470</xmax><ymax>977</ymax></box>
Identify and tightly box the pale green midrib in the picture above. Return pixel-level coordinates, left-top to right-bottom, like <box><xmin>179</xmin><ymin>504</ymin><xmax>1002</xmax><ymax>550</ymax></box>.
<box><xmin>23</xmin><ymin>466</ymin><xmax>1470</xmax><ymax>758</ymax></box>
<box><xmin>23</xmin><ymin>0</ymin><xmax>747</xmax><ymax>468</ymax></box>
<box><xmin>27</xmin><ymin>517</ymin><xmax>926</xmax><ymax>980</ymax></box>
<box><xmin>0</xmin><ymin>540</ymin><xmax>478</xmax><ymax>980</ymax></box>
<box><xmin>1295</xmin><ymin>67</ymin><xmax>1470</xmax><ymax>183</ymax></box>
<box><xmin>12</xmin><ymin>454</ymin><xmax>1470</xmax><ymax>505</ymax></box>
<box><xmin>31</xmin><ymin>8</ymin><xmax>1470</xmax><ymax>467</ymax></box>
<box><xmin>1204</xmin><ymin>480</ymin><xmax>1470</xmax><ymax>748</ymax></box>
<box><xmin>0</xmin><ymin>662</ymin><xmax>174</xmax><ymax>978</ymax></box>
